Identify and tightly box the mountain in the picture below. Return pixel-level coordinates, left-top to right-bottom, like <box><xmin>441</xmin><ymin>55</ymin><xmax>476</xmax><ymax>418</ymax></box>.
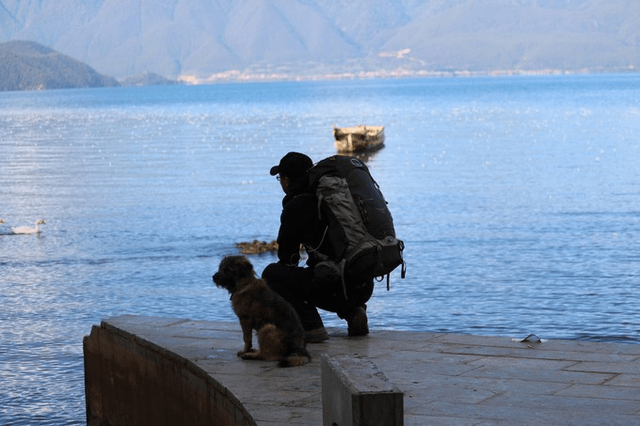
<box><xmin>120</xmin><ymin>71</ymin><xmax>179</xmax><ymax>86</ymax></box>
<box><xmin>1</xmin><ymin>0</ymin><xmax>639</xmax><ymax>82</ymax></box>
<box><xmin>0</xmin><ymin>40</ymin><xmax>119</xmax><ymax>91</ymax></box>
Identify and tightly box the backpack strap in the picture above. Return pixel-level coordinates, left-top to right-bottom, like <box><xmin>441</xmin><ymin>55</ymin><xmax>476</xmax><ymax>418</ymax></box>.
<box><xmin>305</xmin><ymin>225</ymin><xmax>330</xmax><ymax>260</ymax></box>
<box><xmin>386</xmin><ymin>241</ymin><xmax>407</xmax><ymax>291</ymax></box>
<box><xmin>338</xmin><ymin>259</ymin><xmax>348</xmax><ymax>300</ymax></box>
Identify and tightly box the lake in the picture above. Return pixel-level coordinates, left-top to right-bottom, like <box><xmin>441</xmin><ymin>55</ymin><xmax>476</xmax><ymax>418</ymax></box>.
<box><xmin>1</xmin><ymin>74</ymin><xmax>639</xmax><ymax>424</ymax></box>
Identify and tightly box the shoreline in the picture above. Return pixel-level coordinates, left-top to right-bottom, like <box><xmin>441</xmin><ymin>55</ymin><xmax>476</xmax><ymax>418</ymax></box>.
<box><xmin>176</xmin><ymin>66</ymin><xmax>639</xmax><ymax>85</ymax></box>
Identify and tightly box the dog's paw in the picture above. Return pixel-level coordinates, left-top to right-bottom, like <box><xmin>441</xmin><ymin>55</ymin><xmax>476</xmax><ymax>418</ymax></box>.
<box><xmin>237</xmin><ymin>348</ymin><xmax>257</xmax><ymax>358</ymax></box>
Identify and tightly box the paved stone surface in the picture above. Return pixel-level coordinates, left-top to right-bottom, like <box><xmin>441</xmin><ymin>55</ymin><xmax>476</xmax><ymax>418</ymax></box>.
<box><xmin>104</xmin><ymin>315</ymin><xmax>640</xmax><ymax>425</ymax></box>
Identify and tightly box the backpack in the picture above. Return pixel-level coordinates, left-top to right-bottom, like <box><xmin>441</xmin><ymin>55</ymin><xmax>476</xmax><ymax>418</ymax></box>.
<box><xmin>305</xmin><ymin>155</ymin><xmax>405</xmax><ymax>299</ymax></box>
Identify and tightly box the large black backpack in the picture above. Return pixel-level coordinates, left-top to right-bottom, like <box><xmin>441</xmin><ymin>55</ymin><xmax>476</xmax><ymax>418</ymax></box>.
<box><xmin>306</xmin><ymin>155</ymin><xmax>405</xmax><ymax>298</ymax></box>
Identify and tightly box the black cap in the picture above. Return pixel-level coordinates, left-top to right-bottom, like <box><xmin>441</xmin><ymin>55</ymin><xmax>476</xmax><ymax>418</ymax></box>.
<box><xmin>269</xmin><ymin>152</ymin><xmax>313</xmax><ymax>178</ymax></box>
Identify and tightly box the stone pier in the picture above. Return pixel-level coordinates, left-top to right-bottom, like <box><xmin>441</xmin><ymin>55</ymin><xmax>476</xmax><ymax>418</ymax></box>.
<box><xmin>84</xmin><ymin>315</ymin><xmax>640</xmax><ymax>425</ymax></box>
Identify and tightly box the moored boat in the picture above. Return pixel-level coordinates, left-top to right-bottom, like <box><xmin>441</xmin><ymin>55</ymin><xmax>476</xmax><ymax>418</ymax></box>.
<box><xmin>333</xmin><ymin>125</ymin><xmax>385</xmax><ymax>153</ymax></box>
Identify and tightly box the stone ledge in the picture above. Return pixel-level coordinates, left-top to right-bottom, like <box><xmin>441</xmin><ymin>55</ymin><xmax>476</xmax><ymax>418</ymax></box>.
<box><xmin>83</xmin><ymin>320</ymin><xmax>256</xmax><ymax>426</ymax></box>
<box><xmin>321</xmin><ymin>354</ymin><xmax>403</xmax><ymax>426</ymax></box>
<box><xmin>84</xmin><ymin>315</ymin><xmax>640</xmax><ymax>425</ymax></box>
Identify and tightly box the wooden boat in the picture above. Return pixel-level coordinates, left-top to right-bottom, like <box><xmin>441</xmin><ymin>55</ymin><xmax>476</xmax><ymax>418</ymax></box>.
<box><xmin>333</xmin><ymin>125</ymin><xmax>385</xmax><ymax>153</ymax></box>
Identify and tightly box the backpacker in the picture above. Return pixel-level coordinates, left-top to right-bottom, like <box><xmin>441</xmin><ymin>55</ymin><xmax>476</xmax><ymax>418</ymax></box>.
<box><xmin>305</xmin><ymin>155</ymin><xmax>405</xmax><ymax>298</ymax></box>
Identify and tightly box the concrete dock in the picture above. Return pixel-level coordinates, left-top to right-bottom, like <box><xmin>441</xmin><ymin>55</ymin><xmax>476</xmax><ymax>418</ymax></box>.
<box><xmin>84</xmin><ymin>315</ymin><xmax>640</xmax><ymax>425</ymax></box>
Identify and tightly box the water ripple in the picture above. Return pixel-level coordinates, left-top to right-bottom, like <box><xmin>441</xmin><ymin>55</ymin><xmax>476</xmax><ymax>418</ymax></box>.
<box><xmin>2</xmin><ymin>76</ymin><xmax>640</xmax><ymax>425</ymax></box>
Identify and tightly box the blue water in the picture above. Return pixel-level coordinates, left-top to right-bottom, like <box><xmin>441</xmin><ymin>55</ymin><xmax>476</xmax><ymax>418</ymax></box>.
<box><xmin>1</xmin><ymin>74</ymin><xmax>639</xmax><ymax>425</ymax></box>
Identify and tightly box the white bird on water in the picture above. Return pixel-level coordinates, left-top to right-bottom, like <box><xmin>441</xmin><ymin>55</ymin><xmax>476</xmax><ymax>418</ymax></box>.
<box><xmin>0</xmin><ymin>219</ymin><xmax>8</xmax><ymax>232</ymax></box>
<box><xmin>0</xmin><ymin>218</ymin><xmax>14</xmax><ymax>235</ymax></box>
<box><xmin>12</xmin><ymin>219</ymin><xmax>46</xmax><ymax>234</ymax></box>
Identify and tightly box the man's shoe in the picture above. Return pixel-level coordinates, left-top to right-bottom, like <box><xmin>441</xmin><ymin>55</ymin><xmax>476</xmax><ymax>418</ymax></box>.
<box><xmin>305</xmin><ymin>327</ymin><xmax>329</xmax><ymax>343</ymax></box>
<box><xmin>347</xmin><ymin>307</ymin><xmax>369</xmax><ymax>336</ymax></box>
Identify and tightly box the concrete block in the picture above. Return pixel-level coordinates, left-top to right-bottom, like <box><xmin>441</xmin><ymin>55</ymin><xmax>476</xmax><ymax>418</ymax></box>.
<box><xmin>322</xmin><ymin>354</ymin><xmax>403</xmax><ymax>426</ymax></box>
<box><xmin>84</xmin><ymin>319</ymin><xmax>258</xmax><ymax>426</ymax></box>
<box><xmin>83</xmin><ymin>327</ymin><xmax>104</xmax><ymax>425</ymax></box>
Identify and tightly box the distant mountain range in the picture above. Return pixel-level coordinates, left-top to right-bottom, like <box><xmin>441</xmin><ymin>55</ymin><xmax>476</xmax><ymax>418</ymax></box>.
<box><xmin>0</xmin><ymin>40</ymin><xmax>119</xmax><ymax>91</ymax></box>
<box><xmin>1</xmin><ymin>0</ymin><xmax>639</xmax><ymax>83</ymax></box>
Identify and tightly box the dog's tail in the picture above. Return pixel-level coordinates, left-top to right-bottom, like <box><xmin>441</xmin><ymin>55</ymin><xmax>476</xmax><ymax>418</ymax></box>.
<box><xmin>278</xmin><ymin>348</ymin><xmax>311</xmax><ymax>368</ymax></box>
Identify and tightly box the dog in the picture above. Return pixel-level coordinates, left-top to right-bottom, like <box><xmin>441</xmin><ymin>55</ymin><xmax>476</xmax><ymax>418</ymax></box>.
<box><xmin>213</xmin><ymin>255</ymin><xmax>311</xmax><ymax>367</ymax></box>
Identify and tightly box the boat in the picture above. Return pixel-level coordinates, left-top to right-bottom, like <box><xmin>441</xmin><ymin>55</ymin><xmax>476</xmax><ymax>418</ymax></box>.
<box><xmin>333</xmin><ymin>125</ymin><xmax>385</xmax><ymax>153</ymax></box>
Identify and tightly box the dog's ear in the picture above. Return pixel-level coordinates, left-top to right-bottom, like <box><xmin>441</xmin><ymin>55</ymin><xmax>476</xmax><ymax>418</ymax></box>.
<box><xmin>233</xmin><ymin>256</ymin><xmax>255</xmax><ymax>278</ymax></box>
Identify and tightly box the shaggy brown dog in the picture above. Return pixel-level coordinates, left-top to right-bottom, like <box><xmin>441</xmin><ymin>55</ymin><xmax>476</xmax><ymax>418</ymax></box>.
<box><xmin>213</xmin><ymin>255</ymin><xmax>311</xmax><ymax>367</ymax></box>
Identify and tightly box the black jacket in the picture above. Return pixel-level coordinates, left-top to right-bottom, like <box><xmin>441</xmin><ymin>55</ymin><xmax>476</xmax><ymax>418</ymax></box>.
<box><xmin>276</xmin><ymin>175</ymin><xmax>331</xmax><ymax>267</ymax></box>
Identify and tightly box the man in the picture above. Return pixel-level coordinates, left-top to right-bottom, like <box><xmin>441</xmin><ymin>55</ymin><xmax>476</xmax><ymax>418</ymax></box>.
<box><xmin>262</xmin><ymin>152</ymin><xmax>373</xmax><ymax>343</ymax></box>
